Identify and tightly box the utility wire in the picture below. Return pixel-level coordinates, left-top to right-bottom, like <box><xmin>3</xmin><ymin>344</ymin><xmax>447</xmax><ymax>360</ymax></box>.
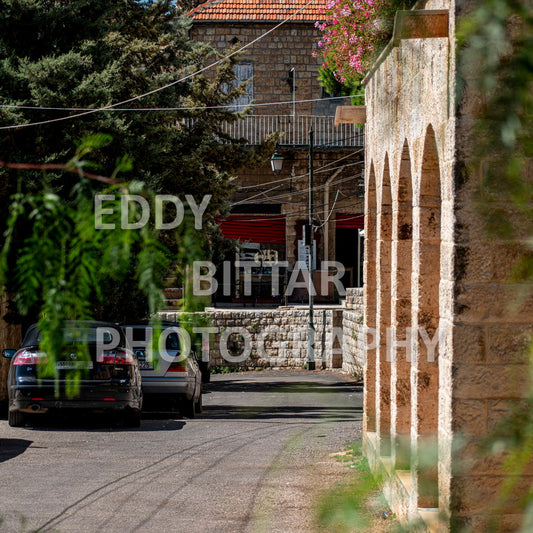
<box><xmin>232</xmin><ymin>184</ymin><xmax>282</xmax><ymax>205</ymax></box>
<box><xmin>314</xmin><ymin>189</ymin><xmax>340</xmax><ymax>229</ymax></box>
<box><xmin>237</xmin><ymin>149</ymin><xmax>364</xmax><ymax>190</ymax></box>
<box><xmin>236</xmin><ymin>172</ymin><xmax>362</xmax><ymax>204</ymax></box>
<box><xmin>219</xmin><ymin>198</ymin><xmax>365</xmax><ymax>224</ymax></box>
<box><xmin>233</xmin><ymin>171</ymin><xmax>363</xmax><ymax>205</ymax></box>
<box><xmin>0</xmin><ymin>95</ymin><xmax>362</xmax><ymax>113</ymax></box>
<box><xmin>233</xmin><ymin>170</ymin><xmax>363</xmax><ymax>205</ymax></box>
<box><xmin>0</xmin><ymin>0</ymin><xmax>319</xmax><ymax>131</ymax></box>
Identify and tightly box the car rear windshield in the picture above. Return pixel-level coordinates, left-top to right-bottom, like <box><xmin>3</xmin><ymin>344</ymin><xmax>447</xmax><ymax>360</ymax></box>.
<box><xmin>123</xmin><ymin>325</ymin><xmax>180</xmax><ymax>351</ymax></box>
<box><xmin>22</xmin><ymin>323</ymin><xmax>125</xmax><ymax>347</ymax></box>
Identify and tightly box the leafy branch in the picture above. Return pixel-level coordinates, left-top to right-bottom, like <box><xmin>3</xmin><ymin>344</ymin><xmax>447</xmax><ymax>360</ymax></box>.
<box><xmin>0</xmin><ymin>135</ymin><xmax>173</xmax><ymax>390</ymax></box>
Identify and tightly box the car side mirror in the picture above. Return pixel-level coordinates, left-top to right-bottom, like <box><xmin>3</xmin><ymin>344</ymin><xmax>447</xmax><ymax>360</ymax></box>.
<box><xmin>3</xmin><ymin>349</ymin><xmax>16</xmax><ymax>359</ymax></box>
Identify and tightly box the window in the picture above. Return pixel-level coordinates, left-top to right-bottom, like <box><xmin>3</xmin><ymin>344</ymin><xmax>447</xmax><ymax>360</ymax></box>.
<box><xmin>225</xmin><ymin>62</ymin><xmax>253</xmax><ymax>112</ymax></box>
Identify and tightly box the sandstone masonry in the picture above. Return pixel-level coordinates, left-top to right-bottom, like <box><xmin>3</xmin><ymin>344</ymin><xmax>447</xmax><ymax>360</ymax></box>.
<box><xmin>360</xmin><ymin>0</ymin><xmax>533</xmax><ymax>529</ymax></box>
<box><xmin>160</xmin><ymin>301</ymin><xmax>364</xmax><ymax>373</ymax></box>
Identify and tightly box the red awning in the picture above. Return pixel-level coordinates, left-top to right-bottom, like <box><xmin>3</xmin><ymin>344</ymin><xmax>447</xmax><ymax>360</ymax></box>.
<box><xmin>336</xmin><ymin>213</ymin><xmax>364</xmax><ymax>229</ymax></box>
<box><xmin>217</xmin><ymin>215</ymin><xmax>286</xmax><ymax>244</ymax></box>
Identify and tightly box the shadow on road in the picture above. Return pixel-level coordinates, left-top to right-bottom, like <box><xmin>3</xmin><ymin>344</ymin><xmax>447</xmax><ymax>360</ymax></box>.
<box><xmin>0</xmin><ymin>438</ymin><xmax>33</xmax><ymax>462</ymax></box>
<box><xmin>8</xmin><ymin>411</ymin><xmax>186</xmax><ymax>432</ymax></box>
<box><xmin>209</xmin><ymin>378</ymin><xmax>363</xmax><ymax>395</ymax></box>
<box><xmin>203</xmin><ymin>404</ymin><xmax>362</xmax><ymax>421</ymax></box>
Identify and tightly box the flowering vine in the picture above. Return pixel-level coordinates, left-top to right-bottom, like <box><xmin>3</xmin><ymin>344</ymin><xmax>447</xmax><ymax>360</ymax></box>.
<box><xmin>314</xmin><ymin>0</ymin><xmax>411</xmax><ymax>87</ymax></box>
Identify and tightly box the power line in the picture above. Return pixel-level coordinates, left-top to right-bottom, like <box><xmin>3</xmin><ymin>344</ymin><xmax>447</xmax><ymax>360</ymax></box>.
<box><xmin>232</xmin><ymin>184</ymin><xmax>282</xmax><ymax>205</ymax></box>
<box><xmin>0</xmin><ymin>95</ymin><xmax>361</xmax><ymax>113</ymax></box>
<box><xmin>236</xmin><ymin>149</ymin><xmax>364</xmax><ymax>190</ymax></box>
<box><xmin>227</xmin><ymin>179</ymin><xmax>361</xmax><ymax>220</ymax></box>
<box><xmin>218</xmin><ymin>199</ymin><xmax>365</xmax><ymax>225</ymax></box>
<box><xmin>314</xmin><ymin>189</ymin><xmax>340</xmax><ymax>229</ymax></box>
<box><xmin>0</xmin><ymin>0</ymin><xmax>319</xmax><ymax>131</ymax></box>
<box><xmin>234</xmin><ymin>172</ymin><xmax>361</xmax><ymax>205</ymax></box>
<box><xmin>233</xmin><ymin>170</ymin><xmax>364</xmax><ymax>206</ymax></box>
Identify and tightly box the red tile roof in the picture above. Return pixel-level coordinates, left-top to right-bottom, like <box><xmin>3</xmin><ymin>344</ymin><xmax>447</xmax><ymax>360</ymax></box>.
<box><xmin>189</xmin><ymin>0</ymin><xmax>324</xmax><ymax>22</ymax></box>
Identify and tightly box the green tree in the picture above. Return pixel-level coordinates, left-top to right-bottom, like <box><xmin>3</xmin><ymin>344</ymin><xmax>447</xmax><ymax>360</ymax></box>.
<box><xmin>0</xmin><ymin>0</ymin><xmax>268</xmax><ymax>323</ymax></box>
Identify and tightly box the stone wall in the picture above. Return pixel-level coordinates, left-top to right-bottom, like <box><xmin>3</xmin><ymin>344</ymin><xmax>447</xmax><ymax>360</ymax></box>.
<box><xmin>342</xmin><ymin>288</ymin><xmax>365</xmax><ymax>378</ymax></box>
<box><xmin>450</xmin><ymin>1</ymin><xmax>533</xmax><ymax>528</ymax></box>
<box><xmin>362</xmin><ymin>1</ymin><xmax>533</xmax><ymax>529</ymax></box>
<box><xmin>191</xmin><ymin>22</ymin><xmax>324</xmax><ymax>116</ymax></box>
<box><xmin>160</xmin><ymin>297</ymin><xmax>365</xmax><ymax>372</ymax></box>
<box><xmin>364</xmin><ymin>0</ymin><xmax>456</xmax><ymax>520</ymax></box>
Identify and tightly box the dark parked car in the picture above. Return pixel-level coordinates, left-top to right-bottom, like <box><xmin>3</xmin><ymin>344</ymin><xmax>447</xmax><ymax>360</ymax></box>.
<box><xmin>3</xmin><ymin>321</ymin><xmax>143</xmax><ymax>427</ymax></box>
<box><xmin>121</xmin><ymin>322</ymin><xmax>202</xmax><ymax>418</ymax></box>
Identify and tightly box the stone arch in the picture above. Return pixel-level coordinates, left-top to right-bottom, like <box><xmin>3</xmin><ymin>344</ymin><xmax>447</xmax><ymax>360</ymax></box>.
<box><xmin>377</xmin><ymin>156</ymin><xmax>393</xmax><ymax>455</ymax></box>
<box><xmin>415</xmin><ymin>124</ymin><xmax>441</xmax><ymax>508</ymax></box>
<box><xmin>391</xmin><ymin>139</ymin><xmax>413</xmax><ymax>469</ymax></box>
<box><xmin>363</xmin><ymin>162</ymin><xmax>377</xmax><ymax>433</ymax></box>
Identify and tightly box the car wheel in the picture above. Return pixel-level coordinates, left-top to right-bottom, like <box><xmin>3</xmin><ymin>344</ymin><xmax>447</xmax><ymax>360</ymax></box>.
<box><xmin>123</xmin><ymin>409</ymin><xmax>141</xmax><ymax>428</ymax></box>
<box><xmin>195</xmin><ymin>393</ymin><xmax>203</xmax><ymax>414</ymax></box>
<box><xmin>8</xmin><ymin>410</ymin><xmax>26</xmax><ymax>428</ymax></box>
<box><xmin>181</xmin><ymin>398</ymin><xmax>196</xmax><ymax>419</ymax></box>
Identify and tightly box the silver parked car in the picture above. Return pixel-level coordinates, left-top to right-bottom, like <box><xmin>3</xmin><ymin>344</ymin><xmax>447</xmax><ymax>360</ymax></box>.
<box><xmin>121</xmin><ymin>322</ymin><xmax>202</xmax><ymax>418</ymax></box>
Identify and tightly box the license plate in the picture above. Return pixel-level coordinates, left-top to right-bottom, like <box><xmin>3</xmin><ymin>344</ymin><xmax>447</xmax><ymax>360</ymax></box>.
<box><xmin>56</xmin><ymin>361</ymin><xmax>94</xmax><ymax>370</ymax></box>
<box><xmin>134</xmin><ymin>349</ymin><xmax>153</xmax><ymax>370</ymax></box>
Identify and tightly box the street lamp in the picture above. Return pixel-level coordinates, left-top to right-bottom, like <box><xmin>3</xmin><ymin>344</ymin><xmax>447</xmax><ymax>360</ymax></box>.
<box><xmin>271</xmin><ymin>130</ymin><xmax>315</xmax><ymax>370</ymax></box>
<box><xmin>270</xmin><ymin>147</ymin><xmax>284</xmax><ymax>174</ymax></box>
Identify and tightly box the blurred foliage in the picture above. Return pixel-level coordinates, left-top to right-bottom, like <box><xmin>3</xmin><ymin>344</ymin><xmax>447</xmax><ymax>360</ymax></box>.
<box><xmin>0</xmin><ymin>135</ymin><xmax>174</xmax><ymax>384</ymax></box>
<box><xmin>458</xmin><ymin>0</ymin><xmax>533</xmax><ymax>257</ymax></box>
<box><xmin>458</xmin><ymin>0</ymin><xmax>533</xmax><ymax>529</ymax></box>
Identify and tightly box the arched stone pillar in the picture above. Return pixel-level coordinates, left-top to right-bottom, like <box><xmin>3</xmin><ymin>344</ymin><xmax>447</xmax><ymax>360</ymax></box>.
<box><xmin>391</xmin><ymin>140</ymin><xmax>413</xmax><ymax>469</ymax></box>
<box><xmin>377</xmin><ymin>158</ymin><xmax>392</xmax><ymax>455</ymax></box>
<box><xmin>413</xmin><ymin>125</ymin><xmax>442</xmax><ymax>508</ymax></box>
<box><xmin>363</xmin><ymin>164</ymin><xmax>377</xmax><ymax>433</ymax></box>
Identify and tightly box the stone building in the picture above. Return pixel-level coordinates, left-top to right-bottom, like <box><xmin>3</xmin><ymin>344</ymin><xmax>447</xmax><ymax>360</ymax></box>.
<box><xmin>342</xmin><ymin>1</ymin><xmax>533</xmax><ymax>529</ymax></box>
<box><xmin>188</xmin><ymin>0</ymin><xmax>365</xmax><ymax>305</ymax></box>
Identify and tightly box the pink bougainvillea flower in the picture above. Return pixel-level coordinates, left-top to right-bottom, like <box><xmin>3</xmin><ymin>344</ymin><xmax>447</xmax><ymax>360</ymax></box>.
<box><xmin>314</xmin><ymin>0</ymin><xmax>396</xmax><ymax>84</ymax></box>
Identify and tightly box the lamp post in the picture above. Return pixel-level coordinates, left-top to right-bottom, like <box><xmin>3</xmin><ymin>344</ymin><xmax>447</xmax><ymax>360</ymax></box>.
<box><xmin>270</xmin><ymin>130</ymin><xmax>315</xmax><ymax>370</ymax></box>
<box><xmin>307</xmin><ymin>128</ymin><xmax>315</xmax><ymax>370</ymax></box>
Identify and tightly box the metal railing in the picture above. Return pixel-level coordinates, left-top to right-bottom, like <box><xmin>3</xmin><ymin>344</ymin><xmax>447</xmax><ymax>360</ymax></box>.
<box><xmin>183</xmin><ymin>115</ymin><xmax>365</xmax><ymax>148</ymax></box>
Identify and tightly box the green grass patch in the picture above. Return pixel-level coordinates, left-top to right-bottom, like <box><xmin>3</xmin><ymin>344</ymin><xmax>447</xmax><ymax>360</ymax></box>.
<box><xmin>315</xmin><ymin>442</ymin><xmax>396</xmax><ymax>533</ymax></box>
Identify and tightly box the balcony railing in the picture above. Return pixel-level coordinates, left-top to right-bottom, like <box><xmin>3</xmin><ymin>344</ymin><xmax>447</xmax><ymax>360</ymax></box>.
<box><xmin>183</xmin><ymin>115</ymin><xmax>364</xmax><ymax>148</ymax></box>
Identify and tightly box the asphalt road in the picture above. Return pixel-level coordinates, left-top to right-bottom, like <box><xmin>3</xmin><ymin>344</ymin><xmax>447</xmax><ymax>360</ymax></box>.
<box><xmin>0</xmin><ymin>370</ymin><xmax>363</xmax><ymax>533</ymax></box>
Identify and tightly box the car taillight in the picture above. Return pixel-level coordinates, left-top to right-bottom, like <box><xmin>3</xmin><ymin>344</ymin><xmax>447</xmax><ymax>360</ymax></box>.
<box><xmin>168</xmin><ymin>361</ymin><xmax>187</xmax><ymax>372</ymax></box>
<box><xmin>98</xmin><ymin>349</ymin><xmax>135</xmax><ymax>365</ymax></box>
<box><xmin>12</xmin><ymin>350</ymin><xmax>47</xmax><ymax>365</ymax></box>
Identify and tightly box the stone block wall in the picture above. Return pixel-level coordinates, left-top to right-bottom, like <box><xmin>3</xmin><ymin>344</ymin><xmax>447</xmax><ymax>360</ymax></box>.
<box><xmin>191</xmin><ymin>22</ymin><xmax>324</xmax><ymax>116</ymax></box>
<box><xmin>160</xmin><ymin>298</ymin><xmax>364</xmax><ymax>372</ymax></box>
<box><xmin>342</xmin><ymin>288</ymin><xmax>365</xmax><ymax>378</ymax></box>
<box><xmin>364</xmin><ymin>0</ymin><xmax>456</xmax><ymax>521</ymax></box>
<box><xmin>362</xmin><ymin>0</ymin><xmax>533</xmax><ymax>529</ymax></box>
<box><xmin>450</xmin><ymin>0</ymin><xmax>533</xmax><ymax>527</ymax></box>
